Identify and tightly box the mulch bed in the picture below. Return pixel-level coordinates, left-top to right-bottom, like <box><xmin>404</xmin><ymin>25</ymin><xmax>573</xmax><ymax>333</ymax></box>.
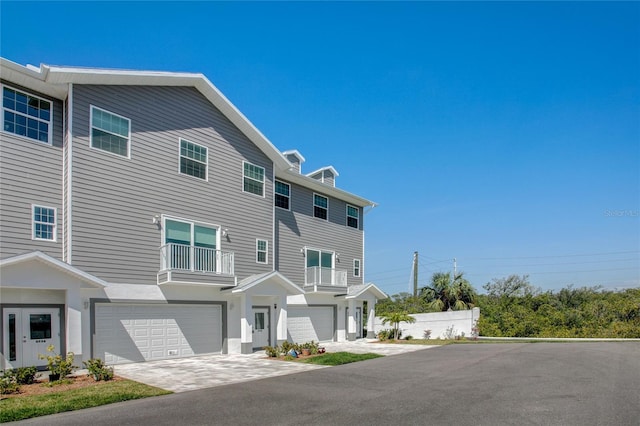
<box><xmin>1</xmin><ymin>375</ymin><xmax>124</xmax><ymax>399</ymax></box>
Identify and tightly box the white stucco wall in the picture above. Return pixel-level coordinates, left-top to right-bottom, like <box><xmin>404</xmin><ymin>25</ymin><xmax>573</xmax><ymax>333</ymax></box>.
<box><xmin>375</xmin><ymin>308</ymin><xmax>480</xmax><ymax>339</ymax></box>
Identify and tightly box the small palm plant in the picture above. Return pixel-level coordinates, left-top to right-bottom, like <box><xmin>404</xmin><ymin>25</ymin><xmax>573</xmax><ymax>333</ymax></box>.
<box><xmin>380</xmin><ymin>311</ymin><xmax>416</xmax><ymax>340</ymax></box>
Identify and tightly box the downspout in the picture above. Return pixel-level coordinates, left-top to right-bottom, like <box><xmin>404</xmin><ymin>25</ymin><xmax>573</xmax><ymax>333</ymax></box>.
<box><xmin>66</xmin><ymin>83</ymin><xmax>73</xmax><ymax>264</ymax></box>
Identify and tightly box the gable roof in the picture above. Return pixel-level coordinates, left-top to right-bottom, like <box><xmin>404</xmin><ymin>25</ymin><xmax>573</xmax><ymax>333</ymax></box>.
<box><xmin>306</xmin><ymin>166</ymin><xmax>340</xmax><ymax>178</ymax></box>
<box><xmin>345</xmin><ymin>283</ymin><xmax>388</xmax><ymax>300</ymax></box>
<box><xmin>226</xmin><ymin>271</ymin><xmax>304</xmax><ymax>295</ymax></box>
<box><xmin>0</xmin><ymin>57</ymin><xmax>376</xmax><ymax>208</ymax></box>
<box><xmin>0</xmin><ymin>251</ymin><xmax>107</xmax><ymax>288</ymax></box>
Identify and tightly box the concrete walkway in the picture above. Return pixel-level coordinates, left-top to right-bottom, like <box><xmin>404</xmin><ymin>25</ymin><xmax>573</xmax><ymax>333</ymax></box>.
<box><xmin>114</xmin><ymin>340</ymin><xmax>435</xmax><ymax>393</ymax></box>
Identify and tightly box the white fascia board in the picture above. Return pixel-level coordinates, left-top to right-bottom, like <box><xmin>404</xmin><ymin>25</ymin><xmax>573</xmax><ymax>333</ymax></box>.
<box><xmin>230</xmin><ymin>271</ymin><xmax>304</xmax><ymax>295</ymax></box>
<box><xmin>0</xmin><ymin>58</ymin><xmax>67</xmax><ymax>100</ymax></box>
<box><xmin>346</xmin><ymin>283</ymin><xmax>388</xmax><ymax>300</ymax></box>
<box><xmin>279</xmin><ymin>168</ymin><xmax>377</xmax><ymax>208</ymax></box>
<box><xmin>0</xmin><ymin>251</ymin><xmax>107</xmax><ymax>288</ymax></box>
<box><xmin>306</xmin><ymin>165</ymin><xmax>340</xmax><ymax>178</ymax></box>
<box><xmin>282</xmin><ymin>149</ymin><xmax>306</xmax><ymax>163</ymax></box>
<box><xmin>42</xmin><ymin>64</ymin><xmax>293</xmax><ymax>171</ymax></box>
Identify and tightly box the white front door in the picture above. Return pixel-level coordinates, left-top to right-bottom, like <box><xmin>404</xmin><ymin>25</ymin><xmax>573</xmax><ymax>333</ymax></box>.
<box><xmin>252</xmin><ymin>308</ymin><xmax>270</xmax><ymax>349</ymax></box>
<box><xmin>2</xmin><ymin>308</ymin><xmax>61</xmax><ymax>369</ymax></box>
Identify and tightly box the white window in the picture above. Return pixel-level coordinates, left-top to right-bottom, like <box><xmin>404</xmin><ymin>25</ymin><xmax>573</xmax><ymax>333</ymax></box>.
<box><xmin>347</xmin><ymin>205</ymin><xmax>359</xmax><ymax>229</ymax></box>
<box><xmin>275</xmin><ymin>180</ymin><xmax>290</xmax><ymax>210</ymax></box>
<box><xmin>313</xmin><ymin>194</ymin><xmax>328</xmax><ymax>220</ymax></box>
<box><xmin>353</xmin><ymin>259</ymin><xmax>361</xmax><ymax>278</ymax></box>
<box><xmin>90</xmin><ymin>106</ymin><xmax>131</xmax><ymax>157</ymax></box>
<box><xmin>243</xmin><ymin>162</ymin><xmax>265</xmax><ymax>196</ymax></box>
<box><xmin>179</xmin><ymin>139</ymin><xmax>208</xmax><ymax>180</ymax></box>
<box><xmin>2</xmin><ymin>86</ymin><xmax>52</xmax><ymax>144</ymax></box>
<box><xmin>256</xmin><ymin>239</ymin><xmax>268</xmax><ymax>264</ymax></box>
<box><xmin>32</xmin><ymin>205</ymin><xmax>56</xmax><ymax>241</ymax></box>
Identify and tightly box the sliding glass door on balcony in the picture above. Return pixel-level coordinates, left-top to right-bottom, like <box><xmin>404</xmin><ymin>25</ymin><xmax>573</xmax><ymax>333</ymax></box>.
<box><xmin>164</xmin><ymin>219</ymin><xmax>218</xmax><ymax>272</ymax></box>
<box><xmin>305</xmin><ymin>249</ymin><xmax>346</xmax><ymax>287</ymax></box>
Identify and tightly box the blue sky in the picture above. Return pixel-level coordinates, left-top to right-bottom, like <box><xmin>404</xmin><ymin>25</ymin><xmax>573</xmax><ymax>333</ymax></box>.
<box><xmin>2</xmin><ymin>1</ymin><xmax>638</xmax><ymax>294</ymax></box>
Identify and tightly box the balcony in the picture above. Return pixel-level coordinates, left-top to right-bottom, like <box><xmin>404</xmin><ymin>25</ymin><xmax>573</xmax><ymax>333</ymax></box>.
<box><xmin>157</xmin><ymin>243</ymin><xmax>235</xmax><ymax>286</ymax></box>
<box><xmin>304</xmin><ymin>266</ymin><xmax>348</xmax><ymax>293</ymax></box>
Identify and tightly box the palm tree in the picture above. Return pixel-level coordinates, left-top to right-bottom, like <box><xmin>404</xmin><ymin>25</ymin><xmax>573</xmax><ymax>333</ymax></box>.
<box><xmin>420</xmin><ymin>272</ymin><xmax>477</xmax><ymax>311</ymax></box>
<box><xmin>380</xmin><ymin>311</ymin><xmax>416</xmax><ymax>340</ymax></box>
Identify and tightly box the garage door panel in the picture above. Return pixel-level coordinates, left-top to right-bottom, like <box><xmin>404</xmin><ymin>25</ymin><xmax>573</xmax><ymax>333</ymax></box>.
<box><xmin>288</xmin><ymin>307</ymin><xmax>334</xmax><ymax>343</ymax></box>
<box><xmin>95</xmin><ymin>304</ymin><xmax>222</xmax><ymax>365</ymax></box>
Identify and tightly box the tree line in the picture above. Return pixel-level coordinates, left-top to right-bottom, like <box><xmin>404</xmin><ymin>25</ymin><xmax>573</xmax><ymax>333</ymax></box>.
<box><xmin>376</xmin><ymin>273</ymin><xmax>640</xmax><ymax>338</ymax></box>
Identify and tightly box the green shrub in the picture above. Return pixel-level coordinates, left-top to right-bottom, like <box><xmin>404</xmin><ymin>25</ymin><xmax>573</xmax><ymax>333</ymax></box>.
<box><xmin>83</xmin><ymin>358</ymin><xmax>114</xmax><ymax>381</ymax></box>
<box><xmin>0</xmin><ymin>371</ymin><xmax>20</xmax><ymax>395</ymax></box>
<box><xmin>263</xmin><ymin>346</ymin><xmax>280</xmax><ymax>357</ymax></box>
<box><xmin>377</xmin><ymin>329</ymin><xmax>401</xmax><ymax>341</ymax></box>
<box><xmin>14</xmin><ymin>366</ymin><xmax>37</xmax><ymax>385</ymax></box>
<box><xmin>38</xmin><ymin>345</ymin><xmax>76</xmax><ymax>378</ymax></box>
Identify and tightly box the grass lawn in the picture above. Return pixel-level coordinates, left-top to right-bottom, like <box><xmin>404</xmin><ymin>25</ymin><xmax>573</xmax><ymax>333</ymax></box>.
<box><xmin>0</xmin><ymin>379</ymin><xmax>171</xmax><ymax>423</ymax></box>
<box><xmin>298</xmin><ymin>352</ymin><xmax>383</xmax><ymax>365</ymax></box>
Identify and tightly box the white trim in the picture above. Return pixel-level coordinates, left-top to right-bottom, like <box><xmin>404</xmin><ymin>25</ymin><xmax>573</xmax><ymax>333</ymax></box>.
<box><xmin>66</xmin><ymin>84</ymin><xmax>73</xmax><ymax>263</ymax></box>
<box><xmin>162</xmin><ymin>214</ymin><xmax>221</xmax><ymax>248</ymax></box>
<box><xmin>0</xmin><ymin>251</ymin><xmax>107</xmax><ymax>288</ymax></box>
<box><xmin>346</xmin><ymin>204</ymin><xmax>359</xmax><ymax>229</ymax></box>
<box><xmin>345</xmin><ymin>283</ymin><xmax>387</xmax><ymax>300</ymax></box>
<box><xmin>242</xmin><ymin>160</ymin><xmax>265</xmax><ymax>197</ymax></box>
<box><xmin>178</xmin><ymin>138</ymin><xmax>208</xmax><ymax>181</ymax></box>
<box><xmin>0</xmin><ymin>84</ymin><xmax>54</xmax><ymax>146</ymax></box>
<box><xmin>31</xmin><ymin>204</ymin><xmax>57</xmax><ymax>242</ymax></box>
<box><xmin>306</xmin><ymin>165</ymin><xmax>339</xmax><ymax>179</ymax></box>
<box><xmin>228</xmin><ymin>271</ymin><xmax>304</xmax><ymax>295</ymax></box>
<box><xmin>313</xmin><ymin>193</ymin><xmax>329</xmax><ymax>221</ymax></box>
<box><xmin>304</xmin><ymin>246</ymin><xmax>335</xmax><ymax>269</ymax></box>
<box><xmin>89</xmin><ymin>105</ymin><xmax>131</xmax><ymax>159</ymax></box>
<box><xmin>274</xmin><ymin>180</ymin><xmax>291</xmax><ymax>211</ymax></box>
<box><xmin>281</xmin><ymin>149</ymin><xmax>306</xmax><ymax>163</ymax></box>
<box><xmin>353</xmin><ymin>259</ymin><xmax>361</xmax><ymax>278</ymax></box>
<box><xmin>0</xmin><ymin>59</ymin><xmax>378</xmax><ymax>208</ymax></box>
<box><xmin>256</xmin><ymin>238</ymin><xmax>268</xmax><ymax>264</ymax></box>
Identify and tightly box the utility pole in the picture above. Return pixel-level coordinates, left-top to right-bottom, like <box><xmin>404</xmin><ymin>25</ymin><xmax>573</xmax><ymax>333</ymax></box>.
<box><xmin>453</xmin><ymin>257</ymin><xmax>457</xmax><ymax>277</ymax></box>
<box><xmin>413</xmin><ymin>251</ymin><xmax>419</xmax><ymax>297</ymax></box>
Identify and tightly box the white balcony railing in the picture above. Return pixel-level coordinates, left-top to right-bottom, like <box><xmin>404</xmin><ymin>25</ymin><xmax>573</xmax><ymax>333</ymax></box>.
<box><xmin>160</xmin><ymin>243</ymin><xmax>234</xmax><ymax>276</ymax></box>
<box><xmin>305</xmin><ymin>266</ymin><xmax>347</xmax><ymax>287</ymax></box>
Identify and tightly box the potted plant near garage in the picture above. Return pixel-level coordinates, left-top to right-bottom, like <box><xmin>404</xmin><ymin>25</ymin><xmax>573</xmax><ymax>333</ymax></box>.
<box><xmin>39</xmin><ymin>345</ymin><xmax>77</xmax><ymax>382</ymax></box>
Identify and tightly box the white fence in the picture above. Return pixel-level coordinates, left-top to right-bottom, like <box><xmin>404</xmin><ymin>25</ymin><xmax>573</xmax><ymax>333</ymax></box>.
<box><xmin>375</xmin><ymin>308</ymin><xmax>480</xmax><ymax>340</ymax></box>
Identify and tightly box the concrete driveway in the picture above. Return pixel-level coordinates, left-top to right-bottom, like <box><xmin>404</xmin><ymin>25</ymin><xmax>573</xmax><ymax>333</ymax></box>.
<box><xmin>115</xmin><ymin>340</ymin><xmax>434</xmax><ymax>392</ymax></box>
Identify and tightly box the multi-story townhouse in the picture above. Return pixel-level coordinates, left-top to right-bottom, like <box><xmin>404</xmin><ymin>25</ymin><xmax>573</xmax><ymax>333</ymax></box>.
<box><xmin>0</xmin><ymin>58</ymin><xmax>386</xmax><ymax>370</ymax></box>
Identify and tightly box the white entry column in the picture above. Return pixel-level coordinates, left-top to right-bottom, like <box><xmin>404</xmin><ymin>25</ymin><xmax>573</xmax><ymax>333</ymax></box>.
<box><xmin>366</xmin><ymin>299</ymin><xmax>377</xmax><ymax>338</ymax></box>
<box><xmin>347</xmin><ymin>299</ymin><xmax>356</xmax><ymax>341</ymax></box>
<box><xmin>239</xmin><ymin>293</ymin><xmax>254</xmax><ymax>354</ymax></box>
<box><xmin>276</xmin><ymin>294</ymin><xmax>287</xmax><ymax>346</ymax></box>
<box><xmin>65</xmin><ymin>289</ymin><xmax>83</xmax><ymax>361</ymax></box>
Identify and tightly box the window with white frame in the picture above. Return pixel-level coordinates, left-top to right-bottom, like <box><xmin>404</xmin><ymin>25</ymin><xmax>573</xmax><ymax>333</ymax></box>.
<box><xmin>32</xmin><ymin>205</ymin><xmax>56</xmax><ymax>241</ymax></box>
<box><xmin>90</xmin><ymin>106</ymin><xmax>131</xmax><ymax>157</ymax></box>
<box><xmin>2</xmin><ymin>86</ymin><xmax>52</xmax><ymax>144</ymax></box>
<box><xmin>353</xmin><ymin>259</ymin><xmax>361</xmax><ymax>278</ymax></box>
<box><xmin>243</xmin><ymin>162</ymin><xmax>265</xmax><ymax>196</ymax></box>
<box><xmin>274</xmin><ymin>180</ymin><xmax>290</xmax><ymax>210</ymax></box>
<box><xmin>163</xmin><ymin>218</ymin><xmax>218</xmax><ymax>272</ymax></box>
<box><xmin>347</xmin><ymin>205</ymin><xmax>359</xmax><ymax>229</ymax></box>
<box><xmin>314</xmin><ymin>194</ymin><xmax>328</xmax><ymax>220</ymax></box>
<box><xmin>179</xmin><ymin>139</ymin><xmax>208</xmax><ymax>180</ymax></box>
<box><xmin>256</xmin><ymin>239</ymin><xmax>268</xmax><ymax>264</ymax></box>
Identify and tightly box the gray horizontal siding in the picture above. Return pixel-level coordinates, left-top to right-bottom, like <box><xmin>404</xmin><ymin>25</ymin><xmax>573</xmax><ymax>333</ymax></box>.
<box><xmin>70</xmin><ymin>85</ymin><xmax>273</xmax><ymax>284</ymax></box>
<box><xmin>275</xmin><ymin>180</ymin><xmax>364</xmax><ymax>287</ymax></box>
<box><xmin>0</xmin><ymin>84</ymin><xmax>64</xmax><ymax>260</ymax></box>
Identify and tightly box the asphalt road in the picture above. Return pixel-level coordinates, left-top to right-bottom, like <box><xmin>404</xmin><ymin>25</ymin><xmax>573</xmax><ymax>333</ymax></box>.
<box><xmin>15</xmin><ymin>343</ymin><xmax>640</xmax><ymax>426</ymax></box>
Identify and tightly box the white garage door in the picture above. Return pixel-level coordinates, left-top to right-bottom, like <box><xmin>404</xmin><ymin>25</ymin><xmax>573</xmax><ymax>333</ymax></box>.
<box><xmin>288</xmin><ymin>306</ymin><xmax>334</xmax><ymax>343</ymax></box>
<box><xmin>95</xmin><ymin>303</ymin><xmax>222</xmax><ymax>365</ymax></box>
